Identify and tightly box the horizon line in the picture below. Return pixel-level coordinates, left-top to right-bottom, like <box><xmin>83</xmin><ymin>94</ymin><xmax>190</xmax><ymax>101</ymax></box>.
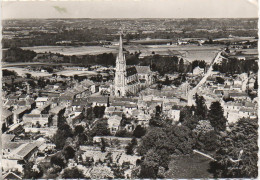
<box><xmin>3</xmin><ymin>17</ymin><xmax>258</xmax><ymax>20</ymax></box>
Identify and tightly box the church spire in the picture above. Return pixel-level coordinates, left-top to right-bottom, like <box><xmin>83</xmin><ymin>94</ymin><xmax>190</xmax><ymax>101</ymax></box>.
<box><xmin>118</xmin><ymin>33</ymin><xmax>124</xmax><ymax>62</ymax></box>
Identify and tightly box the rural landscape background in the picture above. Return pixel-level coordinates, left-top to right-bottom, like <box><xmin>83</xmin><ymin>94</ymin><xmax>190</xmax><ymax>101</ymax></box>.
<box><xmin>1</xmin><ymin>1</ymin><xmax>258</xmax><ymax>179</ymax></box>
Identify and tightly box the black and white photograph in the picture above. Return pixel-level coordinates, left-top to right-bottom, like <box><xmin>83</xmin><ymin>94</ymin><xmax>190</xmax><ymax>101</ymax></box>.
<box><xmin>1</xmin><ymin>0</ymin><xmax>258</xmax><ymax>179</ymax></box>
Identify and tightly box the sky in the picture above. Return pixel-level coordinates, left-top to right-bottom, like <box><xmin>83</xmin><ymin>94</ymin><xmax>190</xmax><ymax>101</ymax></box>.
<box><xmin>1</xmin><ymin>0</ymin><xmax>258</xmax><ymax>19</ymax></box>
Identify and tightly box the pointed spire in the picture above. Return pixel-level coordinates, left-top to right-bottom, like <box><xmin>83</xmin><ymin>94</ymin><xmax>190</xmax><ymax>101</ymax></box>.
<box><xmin>118</xmin><ymin>33</ymin><xmax>124</xmax><ymax>61</ymax></box>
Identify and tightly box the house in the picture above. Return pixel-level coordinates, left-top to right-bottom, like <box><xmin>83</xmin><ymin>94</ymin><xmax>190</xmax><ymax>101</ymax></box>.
<box><xmin>71</xmin><ymin>98</ymin><xmax>87</xmax><ymax>111</ymax></box>
<box><xmin>136</xmin><ymin>113</ymin><xmax>151</xmax><ymax>127</ymax></box>
<box><xmin>107</xmin><ymin>115</ymin><xmax>122</xmax><ymax>134</ymax></box>
<box><xmin>169</xmin><ymin>109</ymin><xmax>181</xmax><ymax>122</ymax></box>
<box><xmin>59</xmin><ymin>95</ymin><xmax>74</xmax><ymax>107</ymax></box>
<box><xmin>49</xmin><ymin>106</ymin><xmax>66</xmax><ymax>126</ymax></box>
<box><xmin>91</xmin><ymin>84</ymin><xmax>100</xmax><ymax>94</ymax></box>
<box><xmin>2</xmin><ymin>172</ymin><xmax>22</xmax><ymax>180</ymax></box>
<box><xmin>239</xmin><ymin>108</ymin><xmax>257</xmax><ymax>119</ymax></box>
<box><xmin>2</xmin><ymin>109</ymin><xmax>13</xmax><ymax>132</ymax></box>
<box><xmin>229</xmin><ymin>92</ymin><xmax>250</xmax><ymax>101</ymax></box>
<box><xmin>18</xmin><ymin>94</ymin><xmax>30</xmax><ymax>101</ymax></box>
<box><xmin>2</xmin><ymin>142</ymin><xmax>39</xmax><ymax>173</ymax></box>
<box><xmin>35</xmin><ymin>97</ymin><xmax>49</xmax><ymax>107</ymax></box>
<box><xmin>118</xmin><ymin>154</ymin><xmax>141</xmax><ymax>166</ymax></box>
<box><xmin>13</xmin><ymin>107</ymin><xmax>29</xmax><ymax>123</ymax></box>
<box><xmin>31</xmin><ymin>103</ymin><xmax>51</xmax><ymax>115</ymax></box>
<box><xmin>23</xmin><ymin>114</ymin><xmax>50</xmax><ymax>127</ymax></box>
<box><xmin>193</xmin><ymin>66</ymin><xmax>204</xmax><ymax>75</ymax></box>
<box><xmin>88</xmin><ymin>96</ymin><xmax>109</xmax><ymax>107</ymax></box>
<box><xmin>135</xmin><ymin>66</ymin><xmax>154</xmax><ymax>88</ymax></box>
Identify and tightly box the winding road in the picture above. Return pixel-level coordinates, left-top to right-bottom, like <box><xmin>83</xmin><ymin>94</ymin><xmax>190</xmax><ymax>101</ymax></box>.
<box><xmin>187</xmin><ymin>50</ymin><xmax>223</xmax><ymax>106</ymax></box>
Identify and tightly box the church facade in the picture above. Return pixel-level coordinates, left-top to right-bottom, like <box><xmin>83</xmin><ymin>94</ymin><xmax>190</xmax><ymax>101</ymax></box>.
<box><xmin>113</xmin><ymin>34</ymin><xmax>154</xmax><ymax>97</ymax></box>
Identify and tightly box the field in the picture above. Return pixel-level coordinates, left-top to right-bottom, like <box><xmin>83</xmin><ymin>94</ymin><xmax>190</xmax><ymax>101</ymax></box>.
<box><xmin>22</xmin><ymin>44</ymin><xmax>224</xmax><ymax>64</ymax></box>
<box><xmin>165</xmin><ymin>154</ymin><xmax>214</xmax><ymax>178</ymax></box>
<box><xmin>3</xmin><ymin>67</ymin><xmax>98</xmax><ymax>77</ymax></box>
<box><xmin>125</xmin><ymin>44</ymin><xmax>223</xmax><ymax>63</ymax></box>
<box><xmin>22</xmin><ymin>46</ymin><xmax>118</xmax><ymax>55</ymax></box>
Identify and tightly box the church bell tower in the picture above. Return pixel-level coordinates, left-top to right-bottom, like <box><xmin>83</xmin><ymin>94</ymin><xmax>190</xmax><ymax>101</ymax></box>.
<box><xmin>114</xmin><ymin>34</ymin><xmax>127</xmax><ymax>97</ymax></box>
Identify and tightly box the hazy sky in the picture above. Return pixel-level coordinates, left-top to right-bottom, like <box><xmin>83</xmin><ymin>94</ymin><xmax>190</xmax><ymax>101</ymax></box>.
<box><xmin>1</xmin><ymin>0</ymin><xmax>258</xmax><ymax>19</ymax></box>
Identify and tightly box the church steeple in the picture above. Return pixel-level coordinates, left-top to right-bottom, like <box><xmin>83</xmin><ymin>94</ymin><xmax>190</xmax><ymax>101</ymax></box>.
<box><xmin>114</xmin><ymin>33</ymin><xmax>127</xmax><ymax>97</ymax></box>
<box><xmin>118</xmin><ymin>34</ymin><xmax>124</xmax><ymax>61</ymax></box>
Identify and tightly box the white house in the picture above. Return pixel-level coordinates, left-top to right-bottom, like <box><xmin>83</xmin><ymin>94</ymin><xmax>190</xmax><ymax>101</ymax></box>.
<box><xmin>107</xmin><ymin>115</ymin><xmax>122</xmax><ymax>134</ymax></box>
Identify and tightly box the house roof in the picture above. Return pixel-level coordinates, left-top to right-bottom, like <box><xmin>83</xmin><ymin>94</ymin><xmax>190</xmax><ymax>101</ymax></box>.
<box><xmin>2</xmin><ymin>142</ymin><xmax>23</xmax><ymax>150</ymax></box>
<box><xmin>11</xmin><ymin>143</ymin><xmax>38</xmax><ymax>160</ymax></box>
<box><xmin>19</xmin><ymin>94</ymin><xmax>27</xmax><ymax>99</ymax></box>
<box><xmin>35</xmin><ymin>97</ymin><xmax>49</xmax><ymax>102</ymax></box>
<box><xmin>135</xmin><ymin>66</ymin><xmax>151</xmax><ymax>74</ymax></box>
<box><xmin>240</xmin><ymin>108</ymin><xmax>257</xmax><ymax>113</ymax></box>
<box><xmin>2</xmin><ymin>108</ymin><xmax>13</xmax><ymax>119</ymax></box>
<box><xmin>108</xmin><ymin>115</ymin><xmax>122</xmax><ymax>122</ymax></box>
<box><xmin>2</xmin><ymin>134</ymin><xmax>16</xmax><ymax>142</ymax></box>
<box><xmin>2</xmin><ymin>172</ymin><xmax>22</xmax><ymax>180</ymax></box>
<box><xmin>112</xmin><ymin>111</ymin><xmax>123</xmax><ymax>117</ymax></box>
<box><xmin>49</xmin><ymin>106</ymin><xmax>65</xmax><ymax>114</ymax></box>
<box><xmin>126</xmin><ymin>66</ymin><xmax>137</xmax><ymax>77</ymax></box>
<box><xmin>88</xmin><ymin>96</ymin><xmax>108</xmax><ymax>104</ymax></box>
<box><xmin>13</xmin><ymin>107</ymin><xmax>29</xmax><ymax>115</ymax></box>
<box><xmin>229</xmin><ymin>92</ymin><xmax>248</xmax><ymax>97</ymax></box>
<box><xmin>59</xmin><ymin>95</ymin><xmax>74</xmax><ymax>101</ymax></box>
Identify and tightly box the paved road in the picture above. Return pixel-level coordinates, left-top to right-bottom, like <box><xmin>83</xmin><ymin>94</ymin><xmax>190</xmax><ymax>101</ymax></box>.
<box><xmin>187</xmin><ymin>50</ymin><xmax>223</xmax><ymax>106</ymax></box>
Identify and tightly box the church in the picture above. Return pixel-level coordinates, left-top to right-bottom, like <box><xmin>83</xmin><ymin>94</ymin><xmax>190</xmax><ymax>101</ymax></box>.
<box><xmin>113</xmin><ymin>34</ymin><xmax>154</xmax><ymax>97</ymax></box>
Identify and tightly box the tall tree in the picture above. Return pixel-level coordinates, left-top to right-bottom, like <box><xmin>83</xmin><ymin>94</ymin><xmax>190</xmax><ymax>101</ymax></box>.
<box><xmin>208</xmin><ymin>101</ymin><xmax>227</xmax><ymax>132</ymax></box>
<box><xmin>210</xmin><ymin>118</ymin><xmax>258</xmax><ymax>178</ymax></box>
<box><xmin>195</xmin><ymin>94</ymin><xmax>207</xmax><ymax>119</ymax></box>
<box><xmin>62</xmin><ymin>167</ymin><xmax>85</xmax><ymax>179</ymax></box>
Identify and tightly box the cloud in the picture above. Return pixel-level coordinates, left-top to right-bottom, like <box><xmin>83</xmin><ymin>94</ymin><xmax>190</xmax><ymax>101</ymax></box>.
<box><xmin>53</xmin><ymin>6</ymin><xmax>68</xmax><ymax>14</ymax></box>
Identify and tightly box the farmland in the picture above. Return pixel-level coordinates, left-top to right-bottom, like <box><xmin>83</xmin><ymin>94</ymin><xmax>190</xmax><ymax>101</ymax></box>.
<box><xmin>22</xmin><ymin>44</ymin><xmax>224</xmax><ymax>63</ymax></box>
<box><xmin>3</xmin><ymin>67</ymin><xmax>98</xmax><ymax>77</ymax></box>
<box><xmin>21</xmin><ymin>46</ymin><xmax>118</xmax><ymax>56</ymax></box>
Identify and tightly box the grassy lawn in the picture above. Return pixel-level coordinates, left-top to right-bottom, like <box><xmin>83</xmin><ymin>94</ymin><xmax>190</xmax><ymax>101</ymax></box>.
<box><xmin>165</xmin><ymin>153</ymin><xmax>214</xmax><ymax>179</ymax></box>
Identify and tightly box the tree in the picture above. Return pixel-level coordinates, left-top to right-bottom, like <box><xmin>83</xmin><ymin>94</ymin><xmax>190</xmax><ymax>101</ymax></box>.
<box><xmin>155</xmin><ymin>105</ymin><xmax>162</xmax><ymax>116</ymax></box>
<box><xmin>25</xmin><ymin>73</ymin><xmax>32</xmax><ymax>79</ymax></box>
<box><xmin>89</xmin><ymin>165</ymin><xmax>114</xmax><ymax>179</ymax></box>
<box><xmin>74</xmin><ymin>125</ymin><xmax>84</xmax><ymax>136</ymax></box>
<box><xmin>208</xmin><ymin>101</ymin><xmax>227</xmax><ymax>132</ymax></box>
<box><xmin>62</xmin><ymin>167</ymin><xmax>85</xmax><ymax>179</ymax></box>
<box><xmin>90</xmin><ymin>120</ymin><xmax>110</xmax><ymax>136</ymax></box>
<box><xmin>115</xmin><ymin>129</ymin><xmax>131</xmax><ymax>137</ymax></box>
<box><xmin>254</xmin><ymin>77</ymin><xmax>258</xmax><ymax>89</ymax></box>
<box><xmin>210</xmin><ymin>118</ymin><xmax>258</xmax><ymax>178</ymax></box>
<box><xmin>125</xmin><ymin>137</ymin><xmax>138</xmax><ymax>155</ymax></box>
<box><xmin>101</xmin><ymin>138</ymin><xmax>107</xmax><ymax>152</ymax></box>
<box><xmin>125</xmin><ymin>143</ymin><xmax>134</xmax><ymax>155</ymax></box>
<box><xmin>133</xmin><ymin>125</ymin><xmax>146</xmax><ymax>138</ymax></box>
<box><xmin>23</xmin><ymin>162</ymin><xmax>43</xmax><ymax>179</ymax></box>
<box><xmin>139</xmin><ymin>149</ymin><xmax>161</xmax><ymax>178</ymax></box>
<box><xmin>195</xmin><ymin>94</ymin><xmax>207</xmax><ymax>119</ymax></box>
<box><xmin>50</xmin><ymin>154</ymin><xmax>65</xmax><ymax>168</ymax></box>
<box><xmin>63</xmin><ymin>146</ymin><xmax>75</xmax><ymax>160</ymax></box>
<box><xmin>179</xmin><ymin>58</ymin><xmax>184</xmax><ymax>73</ymax></box>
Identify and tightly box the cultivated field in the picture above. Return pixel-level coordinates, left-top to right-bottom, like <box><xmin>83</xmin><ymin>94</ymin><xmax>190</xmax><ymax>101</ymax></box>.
<box><xmin>22</xmin><ymin>46</ymin><xmax>118</xmax><ymax>55</ymax></box>
<box><xmin>3</xmin><ymin>67</ymin><xmax>98</xmax><ymax>77</ymax></box>
<box><xmin>22</xmin><ymin>44</ymin><xmax>224</xmax><ymax>63</ymax></box>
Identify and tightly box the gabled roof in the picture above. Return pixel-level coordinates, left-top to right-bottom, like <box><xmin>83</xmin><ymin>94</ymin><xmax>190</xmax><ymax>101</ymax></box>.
<box><xmin>35</xmin><ymin>97</ymin><xmax>49</xmax><ymax>102</ymax></box>
<box><xmin>126</xmin><ymin>66</ymin><xmax>137</xmax><ymax>77</ymax></box>
<box><xmin>9</xmin><ymin>142</ymin><xmax>38</xmax><ymax>160</ymax></box>
<box><xmin>2</xmin><ymin>108</ymin><xmax>13</xmax><ymax>119</ymax></box>
<box><xmin>2</xmin><ymin>172</ymin><xmax>22</xmax><ymax>180</ymax></box>
<box><xmin>88</xmin><ymin>96</ymin><xmax>108</xmax><ymax>104</ymax></box>
<box><xmin>135</xmin><ymin>66</ymin><xmax>151</xmax><ymax>74</ymax></box>
<box><xmin>2</xmin><ymin>134</ymin><xmax>16</xmax><ymax>142</ymax></box>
